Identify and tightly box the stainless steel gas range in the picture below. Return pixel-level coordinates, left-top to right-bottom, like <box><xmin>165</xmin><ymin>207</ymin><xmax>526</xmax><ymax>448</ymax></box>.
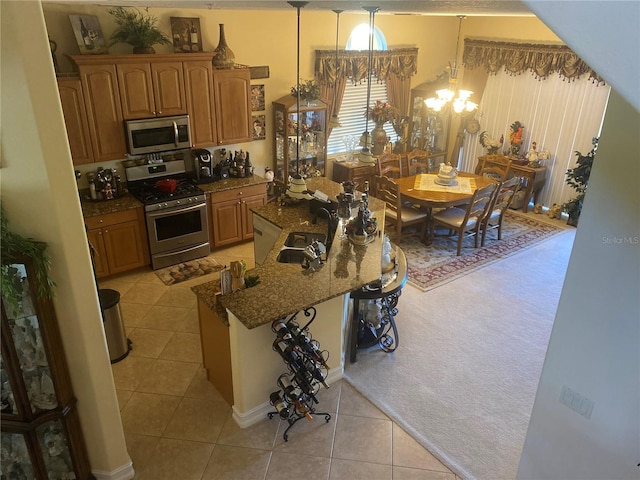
<box><xmin>125</xmin><ymin>161</ymin><xmax>210</xmax><ymax>270</ymax></box>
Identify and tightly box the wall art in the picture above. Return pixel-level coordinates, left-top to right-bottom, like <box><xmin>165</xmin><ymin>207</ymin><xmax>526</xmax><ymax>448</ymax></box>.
<box><xmin>252</xmin><ymin>115</ymin><xmax>266</xmax><ymax>141</ymax></box>
<box><xmin>68</xmin><ymin>15</ymin><xmax>108</xmax><ymax>54</ymax></box>
<box><xmin>170</xmin><ymin>17</ymin><xmax>203</xmax><ymax>53</ymax></box>
<box><xmin>251</xmin><ymin>84</ymin><xmax>265</xmax><ymax>112</ymax></box>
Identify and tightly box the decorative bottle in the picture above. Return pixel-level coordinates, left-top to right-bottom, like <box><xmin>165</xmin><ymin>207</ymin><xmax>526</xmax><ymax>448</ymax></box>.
<box><xmin>244</xmin><ymin>152</ymin><xmax>253</xmax><ymax>176</ymax></box>
<box><xmin>212</xmin><ymin>24</ymin><xmax>235</xmax><ymax>68</ymax></box>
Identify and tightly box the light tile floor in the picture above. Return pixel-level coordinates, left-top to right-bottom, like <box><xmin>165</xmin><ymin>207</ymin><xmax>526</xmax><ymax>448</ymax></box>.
<box><xmin>101</xmin><ymin>241</ymin><xmax>459</xmax><ymax>480</ymax></box>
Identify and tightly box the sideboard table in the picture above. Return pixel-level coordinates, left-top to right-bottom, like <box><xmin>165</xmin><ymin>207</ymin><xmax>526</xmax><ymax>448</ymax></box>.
<box><xmin>476</xmin><ymin>156</ymin><xmax>547</xmax><ymax>213</ymax></box>
<box><xmin>349</xmin><ymin>246</ymin><xmax>408</xmax><ymax>363</ymax></box>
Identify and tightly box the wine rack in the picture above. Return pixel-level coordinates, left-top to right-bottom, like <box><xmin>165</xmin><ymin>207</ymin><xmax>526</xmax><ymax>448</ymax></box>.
<box><xmin>267</xmin><ymin>307</ymin><xmax>331</xmax><ymax>441</ymax></box>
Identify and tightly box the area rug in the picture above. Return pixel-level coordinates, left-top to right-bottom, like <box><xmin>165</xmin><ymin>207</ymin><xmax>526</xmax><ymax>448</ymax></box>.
<box><xmin>402</xmin><ymin>211</ymin><xmax>566</xmax><ymax>292</ymax></box>
<box><xmin>345</xmin><ymin>228</ymin><xmax>576</xmax><ymax>480</ymax></box>
<box><xmin>154</xmin><ymin>257</ymin><xmax>224</xmax><ymax>286</ymax></box>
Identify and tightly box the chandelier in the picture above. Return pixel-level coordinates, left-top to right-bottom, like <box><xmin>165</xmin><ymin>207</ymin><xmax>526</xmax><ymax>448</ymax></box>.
<box><xmin>425</xmin><ymin>15</ymin><xmax>478</xmax><ymax>114</ymax></box>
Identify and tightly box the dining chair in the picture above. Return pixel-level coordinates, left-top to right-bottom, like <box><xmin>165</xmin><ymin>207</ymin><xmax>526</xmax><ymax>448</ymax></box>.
<box><xmin>480</xmin><ymin>155</ymin><xmax>512</xmax><ymax>181</ymax></box>
<box><xmin>405</xmin><ymin>149</ymin><xmax>432</xmax><ymax>175</ymax></box>
<box><xmin>371</xmin><ymin>175</ymin><xmax>428</xmax><ymax>243</ymax></box>
<box><xmin>481</xmin><ymin>176</ymin><xmax>522</xmax><ymax>246</ymax></box>
<box><xmin>429</xmin><ymin>182</ymin><xmax>498</xmax><ymax>255</ymax></box>
<box><xmin>376</xmin><ymin>153</ymin><xmax>403</xmax><ymax>179</ymax></box>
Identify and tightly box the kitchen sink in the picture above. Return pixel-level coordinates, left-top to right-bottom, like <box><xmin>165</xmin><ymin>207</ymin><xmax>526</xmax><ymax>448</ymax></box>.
<box><xmin>284</xmin><ymin>232</ymin><xmax>327</xmax><ymax>248</ymax></box>
<box><xmin>276</xmin><ymin>248</ymin><xmax>308</xmax><ymax>264</ymax></box>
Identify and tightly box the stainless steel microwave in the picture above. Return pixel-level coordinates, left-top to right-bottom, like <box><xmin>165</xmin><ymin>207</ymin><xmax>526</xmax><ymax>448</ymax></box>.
<box><xmin>125</xmin><ymin>115</ymin><xmax>192</xmax><ymax>155</ymax></box>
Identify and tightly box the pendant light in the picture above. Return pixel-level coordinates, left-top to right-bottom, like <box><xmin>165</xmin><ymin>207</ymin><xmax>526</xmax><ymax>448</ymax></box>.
<box><xmin>358</xmin><ymin>6</ymin><xmax>379</xmax><ymax>164</ymax></box>
<box><xmin>328</xmin><ymin>9</ymin><xmax>343</xmax><ymax>129</ymax></box>
<box><xmin>424</xmin><ymin>15</ymin><xmax>478</xmax><ymax>114</ymax></box>
<box><xmin>286</xmin><ymin>1</ymin><xmax>313</xmax><ymax>201</ymax></box>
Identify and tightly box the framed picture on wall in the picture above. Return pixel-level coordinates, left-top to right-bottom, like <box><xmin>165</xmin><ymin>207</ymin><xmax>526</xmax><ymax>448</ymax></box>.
<box><xmin>253</xmin><ymin>115</ymin><xmax>266</xmax><ymax>141</ymax></box>
<box><xmin>170</xmin><ymin>17</ymin><xmax>203</xmax><ymax>53</ymax></box>
<box><xmin>69</xmin><ymin>15</ymin><xmax>108</xmax><ymax>54</ymax></box>
<box><xmin>251</xmin><ymin>85</ymin><xmax>265</xmax><ymax>112</ymax></box>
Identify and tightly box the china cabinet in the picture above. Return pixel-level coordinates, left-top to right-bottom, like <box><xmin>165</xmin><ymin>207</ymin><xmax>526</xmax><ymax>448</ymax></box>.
<box><xmin>272</xmin><ymin>95</ymin><xmax>328</xmax><ymax>183</ymax></box>
<box><xmin>409</xmin><ymin>80</ymin><xmax>451</xmax><ymax>164</ymax></box>
<box><xmin>1</xmin><ymin>256</ymin><xmax>92</xmax><ymax>479</ymax></box>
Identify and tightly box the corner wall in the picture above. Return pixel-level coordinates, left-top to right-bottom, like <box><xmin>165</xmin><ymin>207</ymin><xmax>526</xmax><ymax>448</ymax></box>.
<box><xmin>1</xmin><ymin>1</ymin><xmax>132</xmax><ymax>477</ymax></box>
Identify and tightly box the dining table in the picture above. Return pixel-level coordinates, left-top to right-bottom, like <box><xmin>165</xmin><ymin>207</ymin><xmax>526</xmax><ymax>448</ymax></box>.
<box><xmin>395</xmin><ymin>172</ymin><xmax>497</xmax><ymax>243</ymax></box>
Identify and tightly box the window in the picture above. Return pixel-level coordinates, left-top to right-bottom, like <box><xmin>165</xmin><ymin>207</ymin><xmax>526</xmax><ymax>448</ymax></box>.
<box><xmin>327</xmin><ymin>79</ymin><xmax>396</xmax><ymax>154</ymax></box>
<box><xmin>328</xmin><ymin>24</ymin><xmax>394</xmax><ymax>155</ymax></box>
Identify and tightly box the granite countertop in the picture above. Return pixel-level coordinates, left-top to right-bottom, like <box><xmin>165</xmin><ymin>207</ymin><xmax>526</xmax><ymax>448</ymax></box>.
<box><xmin>192</xmin><ymin>177</ymin><xmax>386</xmax><ymax>330</ymax></box>
<box><xmin>80</xmin><ymin>175</ymin><xmax>269</xmax><ymax>218</ymax></box>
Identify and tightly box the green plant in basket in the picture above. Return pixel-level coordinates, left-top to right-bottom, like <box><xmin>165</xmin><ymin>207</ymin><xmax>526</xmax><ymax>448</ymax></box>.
<box><xmin>107</xmin><ymin>6</ymin><xmax>171</xmax><ymax>53</ymax></box>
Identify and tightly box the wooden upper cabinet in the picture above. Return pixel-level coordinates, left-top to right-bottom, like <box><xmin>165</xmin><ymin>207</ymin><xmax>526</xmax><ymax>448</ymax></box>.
<box><xmin>77</xmin><ymin>63</ymin><xmax>128</xmax><ymax>163</ymax></box>
<box><xmin>152</xmin><ymin>62</ymin><xmax>186</xmax><ymax>117</ymax></box>
<box><xmin>117</xmin><ymin>61</ymin><xmax>186</xmax><ymax>119</ymax></box>
<box><xmin>212</xmin><ymin>68</ymin><xmax>252</xmax><ymax>145</ymax></box>
<box><xmin>184</xmin><ymin>60</ymin><xmax>217</xmax><ymax>147</ymax></box>
<box><xmin>57</xmin><ymin>77</ymin><xmax>94</xmax><ymax>165</ymax></box>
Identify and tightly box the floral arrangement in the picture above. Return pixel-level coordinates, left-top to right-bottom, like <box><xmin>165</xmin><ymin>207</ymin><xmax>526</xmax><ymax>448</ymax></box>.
<box><xmin>365</xmin><ymin>100</ymin><xmax>399</xmax><ymax>125</ymax></box>
<box><xmin>508</xmin><ymin>121</ymin><xmax>524</xmax><ymax>156</ymax></box>
<box><xmin>479</xmin><ymin>131</ymin><xmax>504</xmax><ymax>154</ymax></box>
<box><xmin>290</xmin><ymin>79</ymin><xmax>319</xmax><ymax>102</ymax></box>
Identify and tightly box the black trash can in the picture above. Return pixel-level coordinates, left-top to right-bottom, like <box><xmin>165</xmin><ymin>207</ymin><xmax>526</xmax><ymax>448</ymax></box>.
<box><xmin>98</xmin><ymin>289</ymin><xmax>131</xmax><ymax>364</ymax></box>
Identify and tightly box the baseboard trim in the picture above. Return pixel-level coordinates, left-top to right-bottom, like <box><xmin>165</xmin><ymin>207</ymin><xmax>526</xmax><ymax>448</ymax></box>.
<box><xmin>232</xmin><ymin>368</ymin><xmax>343</xmax><ymax>429</ymax></box>
<box><xmin>92</xmin><ymin>462</ymin><xmax>135</xmax><ymax>480</ymax></box>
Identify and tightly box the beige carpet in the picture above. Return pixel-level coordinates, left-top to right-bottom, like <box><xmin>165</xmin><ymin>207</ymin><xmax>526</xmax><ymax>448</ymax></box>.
<box><xmin>402</xmin><ymin>210</ymin><xmax>566</xmax><ymax>292</ymax></box>
<box><xmin>345</xmin><ymin>225</ymin><xmax>576</xmax><ymax>480</ymax></box>
<box><xmin>154</xmin><ymin>257</ymin><xmax>224</xmax><ymax>286</ymax></box>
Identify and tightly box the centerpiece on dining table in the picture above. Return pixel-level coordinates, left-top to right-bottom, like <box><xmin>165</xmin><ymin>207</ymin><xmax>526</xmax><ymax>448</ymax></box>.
<box><xmin>434</xmin><ymin>162</ymin><xmax>458</xmax><ymax>186</ymax></box>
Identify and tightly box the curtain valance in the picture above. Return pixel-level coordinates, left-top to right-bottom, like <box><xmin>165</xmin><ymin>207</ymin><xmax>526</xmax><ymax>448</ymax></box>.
<box><xmin>462</xmin><ymin>39</ymin><xmax>604</xmax><ymax>84</ymax></box>
<box><xmin>315</xmin><ymin>48</ymin><xmax>418</xmax><ymax>85</ymax></box>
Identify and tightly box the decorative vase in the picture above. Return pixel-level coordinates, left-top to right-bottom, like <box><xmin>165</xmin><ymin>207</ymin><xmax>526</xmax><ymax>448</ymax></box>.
<box><xmin>371</xmin><ymin>122</ymin><xmax>389</xmax><ymax>156</ymax></box>
<box><xmin>213</xmin><ymin>24</ymin><xmax>235</xmax><ymax>68</ymax></box>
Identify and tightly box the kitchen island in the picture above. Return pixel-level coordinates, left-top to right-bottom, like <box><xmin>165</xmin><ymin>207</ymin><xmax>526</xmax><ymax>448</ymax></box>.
<box><xmin>192</xmin><ymin>177</ymin><xmax>387</xmax><ymax>427</ymax></box>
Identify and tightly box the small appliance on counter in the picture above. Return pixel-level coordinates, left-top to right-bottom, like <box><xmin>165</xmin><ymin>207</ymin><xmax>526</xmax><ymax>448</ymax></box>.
<box><xmin>192</xmin><ymin>148</ymin><xmax>216</xmax><ymax>183</ymax></box>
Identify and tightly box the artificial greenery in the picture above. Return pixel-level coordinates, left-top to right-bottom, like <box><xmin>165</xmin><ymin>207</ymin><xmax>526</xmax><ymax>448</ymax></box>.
<box><xmin>291</xmin><ymin>79</ymin><xmax>320</xmax><ymax>102</ymax></box>
<box><xmin>1</xmin><ymin>206</ymin><xmax>55</xmax><ymax>316</ymax></box>
<box><xmin>244</xmin><ymin>274</ymin><xmax>261</xmax><ymax>288</ymax></box>
<box><xmin>562</xmin><ymin>137</ymin><xmax>598</xmax><ymax>223</ymax></box>
<box><xmin>107</xmin><ymin>7</ymin><xmax>171</xmax><ymax>51</ymax></box>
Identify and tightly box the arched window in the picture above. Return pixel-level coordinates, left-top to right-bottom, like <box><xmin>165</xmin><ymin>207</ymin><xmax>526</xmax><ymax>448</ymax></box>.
<box><xmin>328</xmin><ymin>25</ymin><xmax>394</xmax><ymax>155</ymax></box>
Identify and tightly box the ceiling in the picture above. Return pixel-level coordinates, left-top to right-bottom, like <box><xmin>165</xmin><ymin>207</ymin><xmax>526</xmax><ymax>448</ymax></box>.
<box><xmin>48</xmin><ymin>0</ymin><xmax>534</xmax><ymax>16</ymax></box>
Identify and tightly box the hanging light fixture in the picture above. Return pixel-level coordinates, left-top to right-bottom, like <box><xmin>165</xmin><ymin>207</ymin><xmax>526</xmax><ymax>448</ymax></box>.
<box><xmin>328</xmin><ymin>9</ymin><xmax>343</xmax><ymax>129</ymax></box>
<box><xmin>425</xmin><ymin>15</ymin><xmax>478</xmax><ymax>114</ymax></box>
<box><xmin>358</xmin><ymin>6</ymin><xmax>379</xmax><ymax>164</ymax></box>
<box><xmin>286</xmin><ymin>1</ymin><xmax>313</xmax><ymax>201</ymax></box>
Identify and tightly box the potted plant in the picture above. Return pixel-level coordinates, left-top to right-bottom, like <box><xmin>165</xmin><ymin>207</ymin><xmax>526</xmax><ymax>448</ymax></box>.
<box><xmin>562</xmin><ymin>137</ymin><xmax>598</xmax><ymax>226</ymax></box>
<box><xmin>107</xmin><ymin>7</ymin><xmax>171</xmax><ymax>54</ymax></box>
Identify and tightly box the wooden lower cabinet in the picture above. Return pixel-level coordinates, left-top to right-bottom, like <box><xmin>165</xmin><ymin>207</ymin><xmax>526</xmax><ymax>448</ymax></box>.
<box><xmin>210</xmin><ymin>184</ymin><xmax>267</xmax><ymax>248</ymax></box>
<box><xmin>197</xmin><ymin>299</ymin><xmax>233</xmax><ymax>406</ymax></box>
<box><xmin>85</xmin><ymin>208</ymin><xmax>149</xmax><ymax>278</ymax></box>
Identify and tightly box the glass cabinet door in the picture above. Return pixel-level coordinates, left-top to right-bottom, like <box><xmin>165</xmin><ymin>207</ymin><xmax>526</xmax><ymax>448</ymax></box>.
<box><xmin>273</xmin><ymin>95</ymin><xmax>327</xmax><ymax>183</ymax></box>
<box><xmin>1</xmin><ymin>431</ymin><xmax>35</xmax><ymax>479</ymax></box>
<box><xmin>409</xmin><ymin>82</ymin><xmax>451</xmax><ymax>159</ymax></box>
<box><xmin>2</xmin><ymin>263</ymin><xmax>58</xmax><ymax>416</ymax></box>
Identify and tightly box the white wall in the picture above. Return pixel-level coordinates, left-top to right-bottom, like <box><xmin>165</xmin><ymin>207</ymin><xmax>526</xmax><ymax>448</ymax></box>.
<box><xmin>0</xmin><ymin>1</ymin><xmax>132</xmax><ymax>478</ymax></box>
<box><xmin>517</xmin><ymin>1</ymin><xmax>640</xmax><ymax>478</ymax></box>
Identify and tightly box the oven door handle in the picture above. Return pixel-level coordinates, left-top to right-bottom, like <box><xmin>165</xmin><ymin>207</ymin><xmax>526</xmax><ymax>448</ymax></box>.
<box><xmin>146</xmin><ymin>202</ymin><xmax>205</xmax><ymax>220</ymax></box>
<box><xmin>173</xmin><ymin>121</ymin><xmax>179</xmax><ymax>147</ymax></box>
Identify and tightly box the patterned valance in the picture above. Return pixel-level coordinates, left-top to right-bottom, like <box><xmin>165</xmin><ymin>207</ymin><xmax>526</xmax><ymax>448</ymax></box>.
<box><xmin>462</xmin><ymin>39</ymin><xmax>604</xmax><ymax>84</ymax></box>
<box><xmin>315</xmin><ymin>48</ymin><xmax>418</xmax><ymax>85</ymax></box>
